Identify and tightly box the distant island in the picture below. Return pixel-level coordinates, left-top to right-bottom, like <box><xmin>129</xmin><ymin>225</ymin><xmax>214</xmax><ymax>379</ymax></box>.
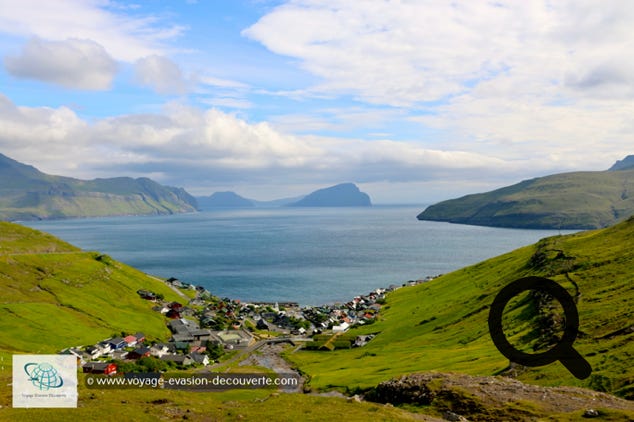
<box><xmin>197</xmin><ymin>183</ymin><xmax>372</xmax><ymax>209</ymax></box>
<box><xmin>197</xmin><ymin>191</ymin><xmax>255</xmax><ymax>209</ymax></box>
<box><xmin>287</xmin><ymin>183</ymin><xmax>372</xmax><ymax>207</ymax></box>
<box><xmin>417</xmin><ymin>156</ymin><xmax>634</xmax><ymax>229</ymax></box>
<box><xmin>0</xmin><ymin>153</ymin><xmax>197</xmax><ymax>221</ymax></box>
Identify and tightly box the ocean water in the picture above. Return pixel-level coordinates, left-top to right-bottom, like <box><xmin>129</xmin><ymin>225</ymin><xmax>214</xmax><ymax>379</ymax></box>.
<box><xmin>25</xmin><ymin>206</ymin><xmax>574</xmax><ymax>306</ymax></box>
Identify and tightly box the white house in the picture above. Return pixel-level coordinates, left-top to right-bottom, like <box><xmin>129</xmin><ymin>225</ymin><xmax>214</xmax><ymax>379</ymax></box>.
<box><xmin>332</xmin><ymin>322</ymin><xmax>350</xmax><ymax>333</ymax></box>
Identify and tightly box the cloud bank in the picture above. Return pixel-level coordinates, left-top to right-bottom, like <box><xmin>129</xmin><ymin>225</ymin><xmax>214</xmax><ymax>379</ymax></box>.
<box><xmin>5</xmin><ymin>38</ymin><xmax>117</xmax><ymax>90</ymax></box>
<box><xmin>0</xmin><ymin>94</ymin><xmax>510</xmax><ymax>199</ymax></box>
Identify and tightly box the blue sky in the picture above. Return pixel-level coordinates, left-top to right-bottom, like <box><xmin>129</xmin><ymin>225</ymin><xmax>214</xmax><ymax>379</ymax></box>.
<box><xmin>1</xmin><ymin>0</ymin><xmax>633</xmax><ymax>203</ymax></box>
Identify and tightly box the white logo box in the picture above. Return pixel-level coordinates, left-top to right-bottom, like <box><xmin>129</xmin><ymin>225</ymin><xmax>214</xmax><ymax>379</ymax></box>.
<box><xmin>13</xmin><ymin>354</ymin><xmax>78</xmax><ymax>408</ymax></box>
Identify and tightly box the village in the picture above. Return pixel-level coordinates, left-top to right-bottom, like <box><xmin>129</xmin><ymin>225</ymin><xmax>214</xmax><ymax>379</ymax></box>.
<box><xmin>62</xmin><ymin>275</ymin><xmax>439</xmax><ymax>378</ymax></box>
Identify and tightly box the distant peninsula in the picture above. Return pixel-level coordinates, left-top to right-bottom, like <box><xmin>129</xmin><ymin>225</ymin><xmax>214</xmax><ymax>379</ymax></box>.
<box><xmin>0</xmin><ymin>153</ymin><xmax>197</xmax><ymax>221</ymax></box>
<box><xmin>417</xmin><ymin>156</ymin><xmax>634</xmax><ymax>229</ymax></box>
<box><xmin>288</xmin><ymin>183</ymin><xmax>372</xmax><ymax>207</ymax></box>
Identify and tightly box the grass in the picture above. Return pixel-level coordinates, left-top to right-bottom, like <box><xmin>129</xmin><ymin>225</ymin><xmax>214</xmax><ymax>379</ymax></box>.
<box><xmin>0</xmin><ymin>355</ymin><xmax>421</xmax><ymax>421</ymax></box>
<box><xmin>0</xmin><ymin>222</ymin><xmax>430</xmax><ymax>420</ymax></box>
<box><xmin>0</xmin><ymin>223</ymin><xmax>184</xmax><ymax>352</ymax></box>
<box><xmin>1</xmin><ymin>219</ymin><xmax>633</xmax><ymax>419</ymax></box>
<box><xmin>288</xmin><ymin>217</ymin><xmax>634</xmax><ymax>397</ymax></box>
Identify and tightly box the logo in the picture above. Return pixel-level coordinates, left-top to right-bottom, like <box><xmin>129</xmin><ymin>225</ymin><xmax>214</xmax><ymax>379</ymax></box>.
<box><xmin>13</xmin><ymin>354</ymin><xmax>77</xmax><ymax>408</ymax></box>
<box><xmin>24</xmin><ymin>362</ymin><xmax>64</xmax><ymax>390</ymax></box>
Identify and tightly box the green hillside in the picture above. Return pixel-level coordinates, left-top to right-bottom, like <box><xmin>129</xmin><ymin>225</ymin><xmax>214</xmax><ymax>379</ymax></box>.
<box><xmin>0</xmin><ymin>153</ymin><xmax>197</xmax><ymax>220</ymax></box>
<box><xmin>0</xmin><ymin>222</ymin><xmax>427</xmax><ymax>422</ymax></box>
<box><xmin>0</xmin><ymin>222</ymin><xmax>633</xmax><ymax>420</ymax></box>
<box><xmin>288</xmin><ymin>217</ymin><xmax>634</xmax><ymax>400</ymax></box>
<box><xmin>0</xmin><ymin>222</ymin><xmax>186</xmax><ymax>352</ymax></box>
<box><xmin>417</xmin><ymin>168</ymin><xmax>634</xmax><ymax>229</ymax></box>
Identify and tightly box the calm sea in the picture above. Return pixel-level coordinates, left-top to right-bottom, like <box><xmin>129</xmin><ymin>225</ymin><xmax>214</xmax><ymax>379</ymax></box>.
<box><xmin>24</xmin><ymin>206</ymin><xmax>573</xmax><ymax>306</ymax></box>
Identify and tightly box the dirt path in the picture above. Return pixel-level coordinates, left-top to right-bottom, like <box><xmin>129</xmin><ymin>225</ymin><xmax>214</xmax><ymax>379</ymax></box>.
<box><xmin>239</xmin><ymin>342</ymin><xmax>304</xmax><ymax>393</ymax></box>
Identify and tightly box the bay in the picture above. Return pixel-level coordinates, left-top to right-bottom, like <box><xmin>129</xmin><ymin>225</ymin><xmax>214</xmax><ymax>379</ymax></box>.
<box><xmin>24</xmin><ymin>206</ymin><xmax>574</xmax><ymax>306</ymax></box>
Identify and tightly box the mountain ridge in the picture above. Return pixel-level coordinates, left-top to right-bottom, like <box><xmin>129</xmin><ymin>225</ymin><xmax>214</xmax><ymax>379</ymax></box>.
<box><xmin>0</xmin><ymin>153</ymin><xmax>197</xmax><ymax>221</ymax></box>
<box><xmin>609</xmin><ymin>154</ymin><xmax>634</xmax><ymax>171</ymax></box>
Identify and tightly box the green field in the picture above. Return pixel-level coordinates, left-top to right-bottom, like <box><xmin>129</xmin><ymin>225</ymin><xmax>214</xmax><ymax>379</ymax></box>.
<box><xmin>0</xmin><ymin>222</ymin><xmax>184</xmax><ymax>352</ymax></box>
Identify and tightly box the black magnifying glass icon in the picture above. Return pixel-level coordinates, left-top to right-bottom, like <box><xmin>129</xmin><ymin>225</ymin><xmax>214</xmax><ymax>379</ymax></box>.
<box><xmin>488</xmin><ymin>276</ymin><xmax>592</xmax><ymax>380</ymax></box>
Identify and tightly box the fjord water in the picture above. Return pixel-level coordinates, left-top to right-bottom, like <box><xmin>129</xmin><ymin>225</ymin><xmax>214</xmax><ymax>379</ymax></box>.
<box><xmin>25</xmin><ymin>206</ymin><xmax>572</xmax><ymax>305</ymax></box>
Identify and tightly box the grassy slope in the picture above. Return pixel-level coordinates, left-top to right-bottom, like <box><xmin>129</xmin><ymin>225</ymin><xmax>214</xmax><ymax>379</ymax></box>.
<box><xmin>1</xmin><ymin>221</ymin><xmax>632</xmax><ymax>420</ymax></box>
<box><xmin>0</xmin><ymin>223</ymin><xmax>425</xmax><ymax>421</ymax></box>
<box><xmin>0</xmin><ymin>222</ymin><xmax>185</xmax><ymax>352</ymax></box>
<box><xmin>417</xmin><ymin>169</ymin><xmax>634</xmax><ymax>229</ymax></box>
<box><xmin>288</xmin><ymin>217</ymin><xmax>634</xmax><ymax>398</ymax></box>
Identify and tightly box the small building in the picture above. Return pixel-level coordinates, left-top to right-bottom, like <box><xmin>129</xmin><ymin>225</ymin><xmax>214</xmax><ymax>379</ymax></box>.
<box><xmin>128</xmin><ymin>347</ymin><xmax>151</xmax><ymax>360</ymax></box>
<box><xmin>85</xmin><ymin>346</ymin><xmax>102</xmax><ymax>359</ymax></box>
<box><xmin>150</xmin><ymin>344</ymin><xmax>169</xmax><ymax>358</ymax></box>
<box><xmin>166</xmin><ymin>309</ymin><xmax>181</xmax><ymax>319</ymax></box>
<box><xmin>173</xmin><ymin>341</ymin><xmax>190</xmax><ymax>352</ymax></box>
<box><xmin>168</xmin><ymin>302</ymin><xmax>183</xmax><ymax>311</ymax></box>
<box><xmin>124</xmin><ymin>335</ymin><xmax>137</xmax><ymax>347</ymax></box>
<box><xmin>208</xmin><ymin>329</ymin><xmax>255</xmax><ymax>349</ymax></box>
<box><xmin>137</xmin><ymin>289</ymin><xmax>156</xmax><ymax>300</ymax></box>
<box><xmin>190</xmin><ymin>352</ymin><xmax>210</xmax><ymax>366</ymax></box>
<box><xmin>160</xmin><ymin>354</ymin><xmax>193</xmax><ymax>366</ymax></box>
<box><xmin>82</xmin><ymin>362</ymin><xmax>117</xmax><ymax>375</ymax></box>
<box><xmin>111</xmin><ymin>350</ymin><xmax>128</xmax><ymax>360</ymax></box>
<box><xmin>169</xmin><ymin>318</ymin><xmax>199</xmax><ymax>334</ymax></box>
<box><xmin>332</xmin><ymin>322</ymin><xmax>350</xmax><ymax>333</ymax></box>
<box><xmin>108</xmin><ymin>337</ymin><xmax>127</xmax><ymax>350</ymax></box>
<box><xmin>97</xmin><ymin>342</ymin><xmax>113</xmax><ymax>355</ymax></box>
<box><xmin>190</xmin><ymin>329</ymin><xmax>212</xmax><ymax>342</ymax></box>
<box><xmin>190</xmin><ymin>345</ymin><xmax>206</xmax><ymax>354</ymax></box>
<box><xmin>172</xmin><ymin>333</ymin><xmax>195</xmax><ymax>343</ymax></box>
<box><xmin>59</xmin><ymin>347</ymin><xmax>85</xmax><ymax>365</ymax></box>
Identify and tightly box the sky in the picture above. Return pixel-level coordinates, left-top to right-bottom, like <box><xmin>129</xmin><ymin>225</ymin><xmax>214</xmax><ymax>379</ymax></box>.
<box><xmin>0</xmin><ymin>0</ymin><xmax>633</xmax><ymax>203</ymax></box>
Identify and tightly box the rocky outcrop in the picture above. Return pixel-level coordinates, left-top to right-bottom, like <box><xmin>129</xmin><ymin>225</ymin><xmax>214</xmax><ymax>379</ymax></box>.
<box><xmin>367</xmin><ymin>372</ymin><xmax>634</xmax><ymax>421</ymax></box>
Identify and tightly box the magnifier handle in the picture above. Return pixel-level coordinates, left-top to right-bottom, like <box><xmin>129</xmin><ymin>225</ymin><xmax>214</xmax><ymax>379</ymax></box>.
<box><xmin>560</xmin><ymin>349</ymin><xmax>592</xmax><ymax>380</ymax></box>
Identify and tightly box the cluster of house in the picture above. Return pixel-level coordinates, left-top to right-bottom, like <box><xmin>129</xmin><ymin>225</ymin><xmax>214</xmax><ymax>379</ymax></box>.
<box><xmin>153</xmin><ymin>276</ymin><xmax>442</xmax><ymax>337</ymax></box>
<box><xmin>168</xmin><ymin>318</ymin><xmax>255</xmax><ymax>351</ymax></box>
<box><xmin>61</xmin><ymin>329</ymin><xmax>215</xmax><ymax>376</ymax></box>
<box><xmin>301</xmin><ymin>288</ymin><xmax>387</xmax><ymax>333</ymax></box>
<box><xmin>57</xmin><ymin>274</ymin><xmax>444</xmax><ymax>377</ymax></box>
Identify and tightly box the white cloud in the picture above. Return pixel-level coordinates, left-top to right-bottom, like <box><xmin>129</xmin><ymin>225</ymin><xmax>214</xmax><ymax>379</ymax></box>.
<box><xmin>4</xmin><ymin>38</ymin><xmax>117</xmax><ymax>90</ymax></box>
<box><xmin>135</xmin><ymin>55</ymin><xmax>188</xmax><ymax>94</ymax></box>
<box><xmin>0</xmin><ymin>93</ymin><xmax>518</xmax><ymax>197</ymax></box>
<box><xmin>0</xmin><ymin>0</ymin><xmax>184</xmax><ymax>62</ymax></box>
<box><xmin>199</xmin><ymin>75</ymin><xmax>249</xmax><ymax>89</ymax></box>
<box><xmin>244</xmin><ymin>0</ymin><xmax>634</xmax><ymax>172</ymax></box>
<box><xmin>244</xmin><ymin>1</ymin><xmax>634</xmax><ymax>105</ymax></box>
